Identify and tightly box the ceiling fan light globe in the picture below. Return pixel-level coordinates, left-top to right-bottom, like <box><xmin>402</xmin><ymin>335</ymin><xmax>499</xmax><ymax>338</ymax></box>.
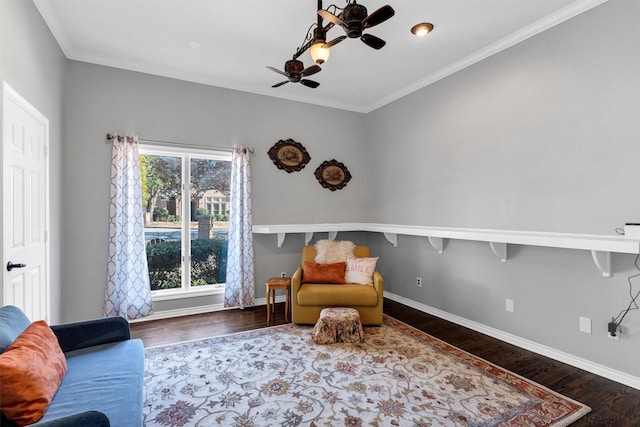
<box><xmin>310</xmin><ymin>41</ymin><xmax>330</xmax><ymax>64</ymax></box>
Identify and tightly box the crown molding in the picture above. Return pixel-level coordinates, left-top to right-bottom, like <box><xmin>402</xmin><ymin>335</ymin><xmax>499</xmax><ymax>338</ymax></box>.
<box><xmin>364</xmin><ymin>0</ymin><xmax>609</xmax><ymax>113</ymax></box>
<box><xmin>32</xmin><ymin>0</ymin><xmax>73</xmax><ymax>58</ymax></box>
<box><xmin>33</xmin><ymin>0</ymin><xmax>607</xmax><ymax>114</ymax></box>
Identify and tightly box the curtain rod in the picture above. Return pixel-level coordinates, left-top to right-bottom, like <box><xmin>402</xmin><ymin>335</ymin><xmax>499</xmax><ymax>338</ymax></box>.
<box><xmin>105</xmin><ymin>133</ymin><xmax>254</xmax><ymax>153</ymax></box>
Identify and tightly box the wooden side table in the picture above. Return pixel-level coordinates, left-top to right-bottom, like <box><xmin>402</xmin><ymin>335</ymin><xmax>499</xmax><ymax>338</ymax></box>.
<box><xmin>266</xmin><ymin>277</ymin><xmax>291</xmax><ymax>324</ymax></box>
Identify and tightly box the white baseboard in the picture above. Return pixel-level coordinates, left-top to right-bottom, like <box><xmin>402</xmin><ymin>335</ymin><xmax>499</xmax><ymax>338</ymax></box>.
<box><xmin>134</xmin><ymin>291</ymin><xmax>639</xmax><ymax>389</ymax></box>
<box><xmin>384</xmin><ymin>291</ymin><xmax>640</xmax><ymax>390</ymax></box>
<box><xmin>129</xmin><ymin>296</ymin><xmax>282</xmax><ymax>323</ymax></box>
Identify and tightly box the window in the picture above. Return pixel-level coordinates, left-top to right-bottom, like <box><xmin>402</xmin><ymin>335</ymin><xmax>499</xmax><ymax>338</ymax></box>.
<box><xmin>140</xmin><ymin>145</ymin><xmax>232</xmax><ymax>298</ymax></box>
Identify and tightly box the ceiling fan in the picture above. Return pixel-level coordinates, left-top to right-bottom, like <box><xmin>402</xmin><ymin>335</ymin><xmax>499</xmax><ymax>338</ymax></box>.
<box><xmin>319</xmin><ymin>1</ymin><xmax>395</xmax><ymax>50</ymax></box>
<box><xmin>266</xmin><ymin>59</ymin><xmax>322</xmax><ymax>88</ymax></box>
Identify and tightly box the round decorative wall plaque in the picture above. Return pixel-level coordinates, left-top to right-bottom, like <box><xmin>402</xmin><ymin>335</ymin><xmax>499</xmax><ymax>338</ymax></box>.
<box><xmin>267</xmin><ymin>139</ymin><xmax>311</xmax><ymax>173</ymax></box>
<box><xmin>314</xmin><ymin>159</ymin><xmax>352</xmax><ymax>191</ymax></box>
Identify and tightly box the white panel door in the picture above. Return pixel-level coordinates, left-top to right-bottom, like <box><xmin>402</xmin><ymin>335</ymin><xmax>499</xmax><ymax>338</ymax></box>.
<box><xmin>2</xmin><ymin>82</ymin><xmax>50</xmax><ymax>322</ymax></box>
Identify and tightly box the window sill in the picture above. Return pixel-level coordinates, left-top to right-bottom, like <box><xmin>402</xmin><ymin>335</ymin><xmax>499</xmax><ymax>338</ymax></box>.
<box><xmin>151</xmin><ymin>285</ymin><xmax>225</xmax><ymax>301</ymax></box>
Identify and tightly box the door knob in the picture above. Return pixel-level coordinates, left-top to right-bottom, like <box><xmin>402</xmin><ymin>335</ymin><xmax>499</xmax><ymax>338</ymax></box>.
<box><xmin>6</xmin><ymin>262</ymin><xmax>27</xmax><ymax>272</ymax></box>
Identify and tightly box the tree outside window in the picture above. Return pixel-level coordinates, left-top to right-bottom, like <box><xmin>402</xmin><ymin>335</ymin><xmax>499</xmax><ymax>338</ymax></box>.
<box><xmin>140</xmin><ymin>147</ymin><xmax>231</xmax><ymax>293</ymax></box>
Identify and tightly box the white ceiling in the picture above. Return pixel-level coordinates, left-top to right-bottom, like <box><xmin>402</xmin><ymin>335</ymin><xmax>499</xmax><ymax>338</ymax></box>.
<box><xmin>34</xmin><ymin>0</ymin><xmax>605</xmax><ymax>113</ymax></box>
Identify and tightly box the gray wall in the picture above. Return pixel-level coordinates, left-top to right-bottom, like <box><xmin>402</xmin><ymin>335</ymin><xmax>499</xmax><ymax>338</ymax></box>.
<box><xmin>365</xmin><ymin>0</ymin><xmax>640</xmax><ymax>234</ymax></box>
<box><xmin>63</xmin><ymin>61</ymin><xmax>367</xmax><ymax>320</ymax></box>
<box><xmin>365</xmin><ymin>0</ymin><xmax>640</xmax><ymax>377</ymax></box>
<box><xmin>0</xmin><ymin>0</ymin><xmax>66</xmax><ymax>323</ymax></box>
<box><xmin>4</xmin><ymin>0</ymin><xmax>639</xmax><ymax>380</ymax></box>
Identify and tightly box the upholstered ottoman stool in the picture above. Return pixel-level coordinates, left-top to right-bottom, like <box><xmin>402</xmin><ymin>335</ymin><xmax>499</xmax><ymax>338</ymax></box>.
<box><xmin>311</xmin><ymin>307</ymin><xmax>364</xmax><ymax>344</ymax></box>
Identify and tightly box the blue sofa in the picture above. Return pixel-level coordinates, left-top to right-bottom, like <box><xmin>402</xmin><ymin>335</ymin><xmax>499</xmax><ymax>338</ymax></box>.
<box><xmin>0</xmin><ymin>306</ymin><xmax>144</xmax><ymax>426</ymax></box>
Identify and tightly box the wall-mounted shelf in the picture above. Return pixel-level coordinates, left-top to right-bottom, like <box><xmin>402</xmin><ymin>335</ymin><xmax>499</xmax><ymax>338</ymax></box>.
<box><xmin>252</xmin><ymin>223</ymin><xmax>640</xmax><ymax>278</ymax></box>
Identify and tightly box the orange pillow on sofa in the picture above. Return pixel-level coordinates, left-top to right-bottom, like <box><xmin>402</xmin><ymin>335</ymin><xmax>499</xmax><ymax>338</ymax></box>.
<box><xmin>302</xmin><ymin>261</ymin><xmax>346</xmax><ymax>284</ymax></box>
<box><xmin>0</xmin><ymin>320</ymin><xmax>68</xmax><ymax>426</ymax></box>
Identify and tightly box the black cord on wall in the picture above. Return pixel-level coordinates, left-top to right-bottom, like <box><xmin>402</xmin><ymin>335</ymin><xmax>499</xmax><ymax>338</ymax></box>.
<box><xmin>608</xmin><ymin>253</ymin><xmax>640</xmax><ymax>336</ymax></box>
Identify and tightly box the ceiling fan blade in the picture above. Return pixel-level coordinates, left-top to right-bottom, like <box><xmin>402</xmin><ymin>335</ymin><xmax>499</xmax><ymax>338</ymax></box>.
<box><xmin>323</xmin><ymin>35</ymin><xmax>346</xmax><ymax>48</ymax></box>
<box><xmin>361</xmin><ymin>33</ymin><xmax>386</xmax><ymax>50</ymax></box>
<box><xmin>302</xmin><ymin>64</ymin><xmax>321</xmax><ymax>77</ymax></box>
<box><xmin>266</xmin><ymin>66</ymin><xmax>287</xmax><ymax>76</ymax></box>
<box><xmin>362</xmin><ymin>5</ymin><xmax>395</xmax><ymax>29</ymax></box>
<box><xmin>318</xmin><ymin>9</ymin><xmax>344</xmax><ymax>27</ymax></box>
<box><xmin>271</xmin><ymin>81</ymin><xmax>289</xmax><ymax>88</ymax></box>
<box><xmin>300</xmin><ymin>79</ymin><xmax>320</xmax><ymax>89</ymax></box>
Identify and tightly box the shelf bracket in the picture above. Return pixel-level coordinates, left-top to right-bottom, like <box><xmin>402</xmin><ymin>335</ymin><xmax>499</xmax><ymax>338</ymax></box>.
<box><xmin>489</xmin><ymin>242</ymin><xmax>508</xmax><ymax>262</ymax></box>
<box><xmin>383</xmin><ymin>232</ymin><xmax>398</xmax><ymax>247</ymax></box>
<box><xmin>328</xmin><ymin>231</ymin><xmax>337</xmax><ymax>241</ymax></box>
<box><xmin>276</xmin><ymin>233</ymin><xmax>286</xmax><ymax>248</ymax></box>
<box><xmin>305</xmin><ymin>232</ymin><xmax>314</xmax><ymax>246</ymax></box>
<box><xmin>428</xmin><ymin>236</ymin><xmax>444</xmax><ymax>254</ymax></box>
<box><xmin>591</xmin><ymin>250</ymin><xmax>612</xmax><ymax>278</ymax></box>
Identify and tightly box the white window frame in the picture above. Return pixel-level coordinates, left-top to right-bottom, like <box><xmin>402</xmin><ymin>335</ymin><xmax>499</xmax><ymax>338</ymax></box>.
<box><xmin>140</xmin><ymin>144</ymin><xmax>231</xmax><ymax>301</ymax></box>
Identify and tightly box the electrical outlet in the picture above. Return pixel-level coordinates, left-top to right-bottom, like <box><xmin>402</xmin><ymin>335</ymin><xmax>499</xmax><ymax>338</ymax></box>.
<box><xmin>416</xmin><ymin>277</ymin><xmax>422</xmax><ymax>287</ymax></box>
<box><xmin>505</xmin><ymin>298</ymin><xmax>514</xmax><ymax>313</ymax></box>
<box><xmin>280</xmin><ymin>272</ymin><xmax>286</xmax><ymax>278</ymax></box>
<box><xmin>607</xmin><ymin>331</ymin><xmax>619</xmax><ymax>341</ymax></box>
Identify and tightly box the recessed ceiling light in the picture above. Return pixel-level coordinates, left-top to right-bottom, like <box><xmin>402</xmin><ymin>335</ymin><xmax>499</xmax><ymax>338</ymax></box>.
<box><xmin>187</xmin><ymin>40</ymin><xmax>202</xmax><ymax>49</ymax></box>
<box><xmin>411</xmin><ymin>22</ymin><xmax>434</xmax><ymax>37</ymax></box>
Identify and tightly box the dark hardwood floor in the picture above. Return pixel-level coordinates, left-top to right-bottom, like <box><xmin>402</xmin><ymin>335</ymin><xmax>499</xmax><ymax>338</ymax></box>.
<box><xmin>131</xmin><ymin>298</ymin><xmax>640</xmax><ymax>426</ymax></box>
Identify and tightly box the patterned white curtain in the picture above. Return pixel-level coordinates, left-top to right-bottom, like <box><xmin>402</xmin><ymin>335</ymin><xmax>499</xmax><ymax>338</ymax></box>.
<box><xmin>104</xmin><ymin>135</ymin><xmax>154</xmax><ymax>319</ymax></box>
<box><xmin>224</xmin><ymin>147</ymin><xmax>255</xmax><ymax>309</ymax></box>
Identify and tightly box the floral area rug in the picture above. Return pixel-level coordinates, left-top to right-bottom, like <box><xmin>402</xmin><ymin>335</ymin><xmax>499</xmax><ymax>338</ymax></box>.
<box><xmin>143</xmin><ymin>315</ymin><xmax>590</xmax><ymax>426</ymax></box>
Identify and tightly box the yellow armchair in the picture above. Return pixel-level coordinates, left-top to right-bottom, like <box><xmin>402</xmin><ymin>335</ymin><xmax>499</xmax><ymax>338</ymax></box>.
<box><xmin>291</xmin><ymin>246</ymin><xmax>384</xmax><ymax>325</ymax></box>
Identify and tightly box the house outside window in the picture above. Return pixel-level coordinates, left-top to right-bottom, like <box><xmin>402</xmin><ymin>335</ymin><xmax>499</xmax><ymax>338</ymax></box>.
<box><xmin>139</xmin><ymin>145</ymin><xmax>232</xmax><ymax>299</ymax></box>
<box><xmin>201</xmin><ymin>191</ymin><xmax>229</xmax><ymax>219</ymax></box>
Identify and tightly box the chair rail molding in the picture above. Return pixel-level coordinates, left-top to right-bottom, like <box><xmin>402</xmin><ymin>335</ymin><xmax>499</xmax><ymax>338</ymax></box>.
<box><xmin>252</xmin><ymin>223</ymin><xmax>640</xmax><ymax>278</ymax></box>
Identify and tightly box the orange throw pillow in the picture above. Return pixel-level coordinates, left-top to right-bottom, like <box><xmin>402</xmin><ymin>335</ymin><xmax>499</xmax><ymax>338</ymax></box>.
<box><xmin>302</xmin><ymin>261</ymin><xmax>346</xmax><ymax>284</ymax></box>
<box><xmin>0</xmin><ymin>320</ymin><xmax>68</xmax><ymax>426</ymax></box>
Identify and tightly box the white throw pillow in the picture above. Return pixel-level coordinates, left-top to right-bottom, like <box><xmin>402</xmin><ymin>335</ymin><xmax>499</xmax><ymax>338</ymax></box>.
<box><xmin>315</xmin><ymin>240</ymin><xmax>356</xmax><ymax>264</ymax></box>
<box><xmin>345</xmin><ymin>256</ymin><xmax>378</xmax><ymax>285</ymax></box>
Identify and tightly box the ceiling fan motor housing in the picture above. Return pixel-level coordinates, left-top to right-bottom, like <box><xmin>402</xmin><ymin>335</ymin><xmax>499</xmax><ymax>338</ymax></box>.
<box><xmin>342</xmin><ymin>3</ymin><xmax>367</xmax><ymax>38</ymax></box>
<box><xmin>284</xmin><ymin>59</ymin><xmax>304</xmax><ymax>82</ymax></box>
